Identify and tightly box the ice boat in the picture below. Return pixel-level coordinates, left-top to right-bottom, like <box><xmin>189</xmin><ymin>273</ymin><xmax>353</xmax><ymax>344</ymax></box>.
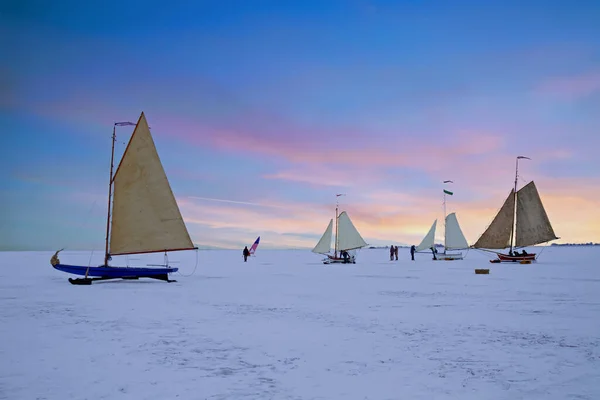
<box><xmin>415</xmin><ymin>183</ymin><xmax>469</xmax><ymax>261</ymax></box>
<box><xmin>50</xmin><ymin>112</ymin><xmax>197</xmax><ymax>284</ymax></box>
<box><xmin>312</xmin><ymin>195</ymin><xmax>368</xmax><ymax>264</ymax></box>
<box><xmin>472</xmin><ymin>156</ymin><xmax>558</xmax><ymax>263</ymax></box>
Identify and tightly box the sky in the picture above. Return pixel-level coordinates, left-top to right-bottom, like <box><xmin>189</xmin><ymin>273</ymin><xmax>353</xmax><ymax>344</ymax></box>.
<box><xmin>1</xmin><ymin>0</ymin><xmax>600</xmax><ymax>251</ymax></box>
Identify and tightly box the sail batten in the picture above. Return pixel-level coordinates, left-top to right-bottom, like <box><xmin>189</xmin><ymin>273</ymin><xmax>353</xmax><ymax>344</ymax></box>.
<box><xmin>472</xmin><ymin>189</ymin><xmax>515</xmax><ymax>250</ymax></box>
<box><xmin>416</xmin><ymin>220</ymin><xmax>436</xmax><ymax>252</ymax></box>
<box><xmin>336</xmin><ymin>212</ymin><xmax>368</xmax><ymax>251</ymax></box>
<box><xmin>515</xmin><ymin>181</ymin><xmax>558</xmax><ymax>247</ymax></box>
<box><xmin>312</xmin><ymin>219</ymin><xmax>333</xmax><ymax>254</ymax></box>
<box><xmin>109</xmin><ymin>112</ymin><xmax>195</xmax><ymax>256</ymax></box>
<box><xmin>445</xmin><ymin>213</ymin><xmax>469</xmax><ymax>250</ymax></box>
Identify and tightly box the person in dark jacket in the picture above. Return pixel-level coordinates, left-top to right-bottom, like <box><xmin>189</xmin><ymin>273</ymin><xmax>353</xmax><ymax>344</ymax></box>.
<box><xmin>430</xmin><ymin>246</ymin><xmax>438</xmax><ymax>260</ymax></box>
<box><xmin>243</xmin><ymin>246</ymin><xmax>250</xmax><ymax>262</ymax></box>
<box><xmin>410</xmin><ymin>245</ymin><xmax>416</xmax><ymax>261</ymax></box>
<box><xmin>341</xmin><ymin>250</ymin><xmax>350</xmax><ymax>263</ymax></box>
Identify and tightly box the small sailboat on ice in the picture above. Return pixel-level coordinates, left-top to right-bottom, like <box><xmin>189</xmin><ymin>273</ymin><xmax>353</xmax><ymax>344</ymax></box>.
<box><xmin>312</xmin><ymin>195</ymin><xmax>368</xmax><ymax>264</ymax></box>
<box><xmin>472</xmin><ymin>156</ymin><xmax>558</xmax><ymax>263</ymax></box>
<box><xmin>414</xmin><ymin>214</ymin><xmax>469</xmax><ymax>260</ymax></box>
<box><xmin>50</xmin><ymin>112</ymin><xmax>197</xmax><ymax>284</ymax></box>
<box><xmin>249</xmin><ymin>236</ymin><xmax>260</xmax><ymax>255</ymax></box>
<box><xmin>414</xmin><ymin>183</ymin><xmax>469</xmax><ymax>260</ymax></box>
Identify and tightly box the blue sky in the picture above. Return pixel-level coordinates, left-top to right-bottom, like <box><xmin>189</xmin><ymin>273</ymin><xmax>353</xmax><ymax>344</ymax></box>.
<box><xmin>2</xmin><ymin>0</ymin><xmax>600</xmax><ymax>250</ymax></box>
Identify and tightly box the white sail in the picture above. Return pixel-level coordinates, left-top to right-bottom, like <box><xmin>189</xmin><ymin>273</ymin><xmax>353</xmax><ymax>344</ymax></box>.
<box><xmin>416</xmin><ymin>220</ymin><xmax>436</xmax><ymax>252</ymax></box>
<box><xmin>444</xmin><ymin>212</ymin><xmax>469</xmax><ymax>250</ymax></box>
<box><xmin>109</xmin><ymin>112</ymin><xmax>195</xmax><ymax>256</ymax></box>
<box><xmin>336</xmin><ymin>211</ymin><xmax>368</xmax><ymax>251</ymax></box>
<box><xmin>472</xmin><ymin>189</ymin><xmax>515</xmax><ymax>249</ymax></box>
<box><xmin>515</xmin><ymin>181</ymin><xmax>558</xmax><ymax>247</ymax></box>
<box><xmin>312</xmin><ymin>219</ymin><xmax>333</xmax><ymax>254</ymax></box>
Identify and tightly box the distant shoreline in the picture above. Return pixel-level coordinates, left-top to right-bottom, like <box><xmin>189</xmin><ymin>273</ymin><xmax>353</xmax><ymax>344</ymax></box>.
<box><xmin>2</xmin><ymin>243</ymin><xmax>599</xmax><ymax>252</ymax></box>
<box><xmin>550</xmin><ymin>243</ymin><xmax>600</xmax><ymax>247</ymax></box>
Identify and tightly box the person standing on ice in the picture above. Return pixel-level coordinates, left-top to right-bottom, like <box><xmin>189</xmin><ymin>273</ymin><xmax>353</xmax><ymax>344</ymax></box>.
<box><xmin>430</xmin><ymin>246</ymin><xmax>438</xmax><ymax>260</ymax></box>
<box><xmin>410</xmin><ymin>245</ymin><xmax>416</xmax><ymax>261</ymax></box>
<box><xmin>394</xmin><ymin>246</ymin><xmax>399</xmax><ymax>260</ymax></box>
<box><xmin>341</xmin><ymin>250</ymin><xmax>350</xmax><ymax>263</ymax></box>
<box><xmin>243</xmin><ymin>246</ymin><xmax>250</xmax><ymax>262</ymax></box>
<box><xmin>390</xmin><ymin>245</ymin><xmax>394</xmax><ymax>261</ymax></box>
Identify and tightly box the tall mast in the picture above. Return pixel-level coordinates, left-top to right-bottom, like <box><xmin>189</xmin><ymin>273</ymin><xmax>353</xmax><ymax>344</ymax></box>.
<box><xmin>442</xmin><ymin>180</ymin><xmax>453</xmax><ymax>249</ymax></box>
<box><xmin>104</xmin><ymin>121</ymin><xmax>137</xmax><ymax>266</ymax></box>
<box><xmin>335</xmin><ymin>203</ymin><xmax>338</xmax><ymax>257</ymax></box>
<box><xmin>104</xmin><ymin>126</ymin><xmax>117</xmax><ymax>266</ymax></box>
<box><xmin>510</xmin><ymin>156</ymin><xmax>530</xmax><ymax>253</ymax></box>
<box><xmin>335</xmin><ymin>193</ymin><xmax>345</xmax><ymax>257</ymax></box>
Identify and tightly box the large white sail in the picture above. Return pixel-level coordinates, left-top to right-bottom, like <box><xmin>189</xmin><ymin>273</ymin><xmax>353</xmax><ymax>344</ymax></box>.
<box><xmin>515</xmin><ymin>181</ymin><xmax>558</xmax><ymax>247</ymax></box>
<box><xmin>416</xmin><ymin>220</ymin><xmax>437</xmax><ymax>252</ymax></box>
<box><xmin>472</xmin><ymin>190</ymin><xmax>515</xmax><ymax>250</ymax></box>
<box><xmin>312</xmin><ymin>219</ymin><xmax>333</xmax><ymax>254</ymax></box>
<box><xmin>109</xmin><ymin>112</ymin><xmax>195</xmax><ymax>256</ymax></box>
<box><xmin>444</xmin><ymin>212</ymin><xmax>469</xmax><ymax>250</ymax></box>
<box><xmin>336</xmin><ymin>212</ymin><xmax>368</xmax><ymax>251</ymax></box>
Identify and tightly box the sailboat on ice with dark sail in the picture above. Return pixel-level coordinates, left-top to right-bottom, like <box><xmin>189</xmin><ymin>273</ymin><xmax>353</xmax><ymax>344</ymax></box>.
<box><xmin>472</xmin><ymin>156</ymin><xmax>558</xmax><ymax>263</ymax></box>
<box><xmin>50</xmin><ymin>112</ymin><xmax>197</xmax><ymax>284</ymax></box>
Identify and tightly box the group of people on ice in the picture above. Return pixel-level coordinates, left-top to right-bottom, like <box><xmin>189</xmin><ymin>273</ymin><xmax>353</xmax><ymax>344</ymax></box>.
<box><xmin>508</xmin><ymin>249</ymin><xmax>528</xmax><ymax>256</ymax></box>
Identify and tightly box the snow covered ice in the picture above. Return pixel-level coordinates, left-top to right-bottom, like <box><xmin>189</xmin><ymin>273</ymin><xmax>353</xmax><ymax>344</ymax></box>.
<box><xmin>1</xmin><ymin>247</ymin><xmax>599</xmax><ymax>399</ymax></box>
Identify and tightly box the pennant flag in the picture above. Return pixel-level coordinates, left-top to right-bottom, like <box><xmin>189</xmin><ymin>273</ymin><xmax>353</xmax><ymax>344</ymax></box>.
<box><xmin>443</xmin><ymin>189</ymin><xmax>453</xmax><ymax>195</ymax></box>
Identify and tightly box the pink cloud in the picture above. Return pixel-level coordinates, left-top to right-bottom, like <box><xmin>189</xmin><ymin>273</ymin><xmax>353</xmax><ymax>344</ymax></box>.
<box><xmin>537</xmin><ymin>71</ymin><xmax>600</xmax><ymax>100</ymax></box>
<box><xmin>263</xmin><ymin>162</ymin><xmax>388</xmax><ymax>188</ymax></box>
<box><xmin>28</xmin><ymin>98</ymin><xmax>517</xmax><ymax>195</ymax></box>
<box><xmin>20</xmin><ymin>88</ymin><xmax>512</xmax><ymax>178</ymax></box>
<box><xmin>158</xmin><ymin>114</ymin><xmax>509</xmax><ymax>185</ymax></box>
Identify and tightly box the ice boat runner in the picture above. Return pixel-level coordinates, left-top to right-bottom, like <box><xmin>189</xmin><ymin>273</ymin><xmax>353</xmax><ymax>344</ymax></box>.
<box><xmin>249</xmin><ymin>236</ymin><xmax>260</xmax><ymax>255</ymax></box>
<box><xmin>311</xmin><ymin>194</ymin><xmax>368</xmax><ymax>264</ymax></box>
<box><xmin>472</xmin><ymin>156</ymin><xmax>558</xmax><ymax>263</ymax></box>
<box><xmin>50</xmin><ymin>112</ymin><xmax>197</xmax><ymax>285</ymax></box>
<box><xmin>414</xmin><ymin>182</ymin><xmax>469</xmax><ymax>260</ymax></box>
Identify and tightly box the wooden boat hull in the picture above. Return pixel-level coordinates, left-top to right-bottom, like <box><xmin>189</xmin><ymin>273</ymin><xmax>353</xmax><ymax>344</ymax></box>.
<box><xmin>496</xmin><ymin>253</ymin><xmax>536</xmax><ymax>263</ymax></box>
<box><xmin>53</xmin><ymin>263</ymin><xmax>178</xmax><ymax>279</ymax></box>
<box><xmin>323</xmin><ymin>255</ymin><xmax>356</xmax><ymax>264</ymax></box>
<box><xmin>434</xmin><ymin>252</ymin><xmax>463</xmax><ymax>261</ymax></box>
